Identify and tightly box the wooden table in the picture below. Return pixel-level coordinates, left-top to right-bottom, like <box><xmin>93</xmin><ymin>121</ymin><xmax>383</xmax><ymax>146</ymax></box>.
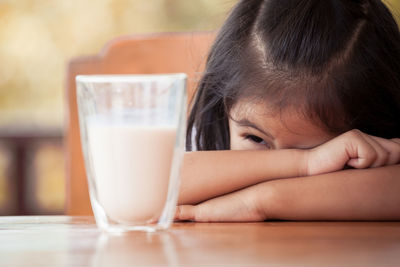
<box><xmin>0</xmin><ymin>216</ymin><xmax>399</xmax><ymax>266</ymax></box>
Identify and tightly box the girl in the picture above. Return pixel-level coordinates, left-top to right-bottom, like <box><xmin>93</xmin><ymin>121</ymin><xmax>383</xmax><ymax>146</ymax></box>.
<box><xmin>175</xmin><ymin>0</ymin><xmax>400</xmax><ymax>222</ymax></box>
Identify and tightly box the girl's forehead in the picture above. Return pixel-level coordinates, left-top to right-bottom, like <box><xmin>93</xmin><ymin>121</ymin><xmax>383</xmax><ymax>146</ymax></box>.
<box><xmin>230</xmin><ymin>100</ymin><xmax>334</xmax><ymax>139</ymax></box>
<box><xmin>230</xmin><ymin>100</ymin><xmax>285</xmax><ymax>121</ymax></box>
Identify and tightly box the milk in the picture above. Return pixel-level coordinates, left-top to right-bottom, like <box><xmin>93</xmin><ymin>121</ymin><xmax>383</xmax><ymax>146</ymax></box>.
<box><xmin>87</xmin><ymin>115</ymin><xmax>176</xmax><ymax>224</ymax></box>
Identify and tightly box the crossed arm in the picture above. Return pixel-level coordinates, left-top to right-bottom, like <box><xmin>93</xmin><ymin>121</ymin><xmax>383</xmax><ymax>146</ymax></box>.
<box><xmin>176</xmin><ymin>130</ymin><xmax>400</xmax><ymax>221</ymax></box>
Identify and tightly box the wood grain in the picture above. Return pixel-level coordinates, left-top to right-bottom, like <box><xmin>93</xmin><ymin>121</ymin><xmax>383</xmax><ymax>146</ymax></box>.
<box><xmin>1</xmin><ymin>216</ymin><xmax>399</xmax><ymax>266</ymax></box>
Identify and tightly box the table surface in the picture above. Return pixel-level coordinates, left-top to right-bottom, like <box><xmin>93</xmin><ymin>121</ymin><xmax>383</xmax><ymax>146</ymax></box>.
<box><xmin>0</xmin><ymin>216</ymin><xmax>399</xmax><ymax>266</ymax></box>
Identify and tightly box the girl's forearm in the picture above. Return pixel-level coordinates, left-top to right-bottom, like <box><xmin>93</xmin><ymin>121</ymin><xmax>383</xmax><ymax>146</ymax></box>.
<box><xmin>179</xmin><ymin>150</ymin><xmax>306</xmax><ymax>205</ymax></box>
<box><xmin>263</xmin><ymin>164</ymin><xmax>400</xmax><ymax>220</ymax></box>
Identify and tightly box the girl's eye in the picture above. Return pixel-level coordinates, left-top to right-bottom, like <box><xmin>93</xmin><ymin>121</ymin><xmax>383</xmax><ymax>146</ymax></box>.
<box><xmin>245</xmin><ymin>135</ymin><xmax>269</xmax><ymax>147</ymax></box>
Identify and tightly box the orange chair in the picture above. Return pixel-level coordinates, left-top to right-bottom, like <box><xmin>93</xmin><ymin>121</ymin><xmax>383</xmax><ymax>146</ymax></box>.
<box><xmin>65</xmin><ymin>32</ymin><xmax>215</xmax><ymax>215</ymax></box>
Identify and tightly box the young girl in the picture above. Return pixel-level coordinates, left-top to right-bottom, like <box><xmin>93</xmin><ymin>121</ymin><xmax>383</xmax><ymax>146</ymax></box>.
<box><xmin>175</xmin><ymin>0</ymin><xmax>400</xmax><ymax>222</ymax></box>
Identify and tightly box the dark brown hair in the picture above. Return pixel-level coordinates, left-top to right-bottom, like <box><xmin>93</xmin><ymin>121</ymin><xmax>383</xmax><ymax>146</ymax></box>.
<box><xmin>187</xmin><ymin>0</ymin><xmax>400</xmax><ymax>151</ymax></box>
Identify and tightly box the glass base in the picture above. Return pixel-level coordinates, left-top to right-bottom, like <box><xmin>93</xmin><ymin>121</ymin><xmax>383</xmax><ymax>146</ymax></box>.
<box><xmin>99</xmin><ymin>224</ymin><xmax>166</xmax><ymax>233</ymax></box>
<box><xmin>90</xmin><ymin>196</ymin><xmax>172</xmax><ymax>233</ymax></box>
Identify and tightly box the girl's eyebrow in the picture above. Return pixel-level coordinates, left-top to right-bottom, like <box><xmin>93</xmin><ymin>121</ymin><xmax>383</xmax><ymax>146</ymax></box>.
<box><xmin>235</xmin><ymin>118</ymin><xmax>275</xmax><ymax>140</ymax></box>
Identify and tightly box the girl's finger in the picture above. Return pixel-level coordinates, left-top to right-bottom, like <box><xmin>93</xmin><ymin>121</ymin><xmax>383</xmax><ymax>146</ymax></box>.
<box><xmin>175</xmin><ymin>204</ymin><xmax>217</xmax><ymax>222</ymax></box>
<box><xmin>175</xmin><ymin>205</ymin><xmax>196</xmax><ymax>221</ymax></box>
<box><xmin>345</xmin><ymin>130</ymin><xmax>377</xmax><ymax>169</ymax></box>
<box><xmin>175</xmin><ymin>188</ymin><xmax>266</xmax><ymax>222</ymax></box>
<box><xmin>369</xmin><ymin>136</ymin><xmax>400</xmax><ymax>165</ymax></box>
<box><xmin>174</xmin><ymin>205</ymin><xmax>196</xmax><ymax>221</ymax></box>
<box><xmin>360</xmin><ymin>133</ymin><xmax>390</xmax><ymax>167</ymax></box>
<box><xmin>391</xmin><ymin>138</ymin><xmax>400</xmax><ymax>145</ymax></box>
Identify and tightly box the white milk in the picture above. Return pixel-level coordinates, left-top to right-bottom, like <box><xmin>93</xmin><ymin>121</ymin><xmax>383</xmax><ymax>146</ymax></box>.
<box><xmin>87</xmin><ymin>115</ymin><xmax>176</xmax><ymax>224</ymax></box>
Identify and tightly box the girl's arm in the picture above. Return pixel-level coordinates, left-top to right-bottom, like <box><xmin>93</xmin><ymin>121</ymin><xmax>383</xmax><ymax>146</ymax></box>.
<box><xmin>179</xmin><ymin>130</ymin><xmax>400</xmax><ymax>205</ymax></box>
<box><xmin>179</xmin><ymin>149</ymin><xmax>307</xmax><ymax>205</ymax></box>
<box><xmin>263</xmin><ymin>164</ymin><xmax>400</xmax><ymax>220</ymax></box>
<box><xmin>175</xmin><ymin>164</ymin><xmax>400</xmax><ymax>222</ymax></box>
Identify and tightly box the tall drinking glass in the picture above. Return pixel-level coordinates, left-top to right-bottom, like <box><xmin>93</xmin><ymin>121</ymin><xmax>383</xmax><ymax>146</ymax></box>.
<box><xmin>76</xmin><ymin>74</ymin><xmax>187</xmax><ymax>232</ymax></box>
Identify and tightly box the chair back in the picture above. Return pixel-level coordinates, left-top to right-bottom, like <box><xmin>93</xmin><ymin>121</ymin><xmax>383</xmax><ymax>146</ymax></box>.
<box><xmin>65</xmin><ymin>32</ymin><xmax>215</xmax><ymax>215</ymax></box>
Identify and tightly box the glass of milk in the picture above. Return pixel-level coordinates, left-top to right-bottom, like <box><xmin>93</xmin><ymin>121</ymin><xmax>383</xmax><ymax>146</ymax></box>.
<box><xmin>76</xmin><ymin>74</ymin><xmax>186</xmax><ymax>232</ymax></box>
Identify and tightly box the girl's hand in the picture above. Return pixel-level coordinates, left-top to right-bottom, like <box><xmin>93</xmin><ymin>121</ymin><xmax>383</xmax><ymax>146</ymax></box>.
<box><xmin>306</xmin><ymin>129</ymin><xmax>400</xmax><ymax>176</ymax></box>
<box><xmin>174</xmin><ymin>184</ymin><xmax>267</xmax><ymax>222</ymax></box>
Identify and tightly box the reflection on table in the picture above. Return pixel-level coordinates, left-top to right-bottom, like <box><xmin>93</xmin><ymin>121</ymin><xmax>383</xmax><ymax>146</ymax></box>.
<box><xmin>0</xmin><ymin>216</ymin><xmax>399</xmax><ymax>266</ymax></box>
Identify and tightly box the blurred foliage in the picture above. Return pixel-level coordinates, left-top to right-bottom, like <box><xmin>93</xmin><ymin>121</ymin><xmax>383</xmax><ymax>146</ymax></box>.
<box><xmin>0</xmin><ymin>0</ymin><xmax>398</xmax><ymax>128</ymax></box>
<box><xmin>0</xmin><ymin>0</ymin><xmax>235</xmax><ymax>215</ymax></box>
<box><xmin>0</xmin><ymin>0</ymin><xmax>235</xmax><ymax>128</ymax></box>
<box><xmin>0</xmin><ymin>0</ymin><xmax>399</xmax><ymax>129</ymax></box>
<box><xmin>384</xmin><ymin>0</ymin><xmax>400</xmax><ymax>26</ymax></box>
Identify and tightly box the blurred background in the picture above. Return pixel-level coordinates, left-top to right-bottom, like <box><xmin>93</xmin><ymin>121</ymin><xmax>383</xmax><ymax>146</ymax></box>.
<box><xmin>0</xmin><ymin>0</ymin><xmax>234</xmax><ymax>215</ymax></box>
<box><xmin>0</xmin><ymin>0</ymin><xmax>399</xmax><ymax>215</ymax></box>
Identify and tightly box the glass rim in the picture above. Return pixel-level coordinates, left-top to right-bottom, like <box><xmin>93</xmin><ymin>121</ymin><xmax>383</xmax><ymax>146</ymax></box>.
<box><xmin>76</xmin><ymin>73</ymin><xmax>187</xmax><ymax>83</ymax></box>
